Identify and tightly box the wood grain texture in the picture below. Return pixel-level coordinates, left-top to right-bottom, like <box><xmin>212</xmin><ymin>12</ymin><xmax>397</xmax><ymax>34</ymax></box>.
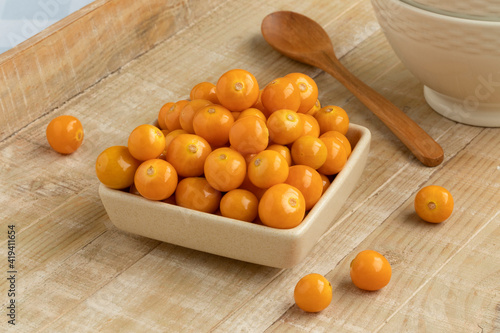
<box><xmin>0</xmin><ymin>0</ymin><xmax>499</xmax><ymax>332</ymax></box>
<box><xmin>266</xmin><ymin>129</ymin><xmax>500</xmax><ymax>332</ymax></box>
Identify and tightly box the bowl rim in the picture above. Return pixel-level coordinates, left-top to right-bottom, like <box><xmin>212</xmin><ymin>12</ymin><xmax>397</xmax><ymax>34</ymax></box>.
<box><xmin>399</xmin><ymin>0</ymin><xmax>500</xmax><ymax>22</ymax></box>
<box><xmin>374</xmin><ymin>0</ymin><xmax>500</xmax><ymax>26</ymax></box>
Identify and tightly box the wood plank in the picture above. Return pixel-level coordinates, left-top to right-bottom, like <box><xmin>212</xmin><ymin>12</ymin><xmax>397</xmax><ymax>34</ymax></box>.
<box><xmin>378</xmin><ymin>212</ymin><xmax>499</xmax><ymax>332</ymax></box>
<box><xmin>0</xmin><ymin>0</ymin><xmax>228</xmax><ymax>141</ymax></box>
<box><xmin>0</xmin><ymin>188</ymin><xmax>107</xmax><ymax>295</ymax></box>
<box><xmin>42</xmin><ymin>243</ymin><xmax>279</xmax><ymax>332</ymax></box>
<box><xmin>16</xmin><ymin>230</ymin><xmax>160</xmax><ymax>331</ymax></box>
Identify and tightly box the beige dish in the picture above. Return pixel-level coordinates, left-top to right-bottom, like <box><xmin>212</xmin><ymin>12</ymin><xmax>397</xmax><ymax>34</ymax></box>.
<box><xmin>99</xmin><ymin>124</ymin><xmax>371</xmax><ymax>268</ymax></box>
<box><xmin>372</xmin><ymin>0</ymin><xmax>500</xmax><ymax>127</ymax></box>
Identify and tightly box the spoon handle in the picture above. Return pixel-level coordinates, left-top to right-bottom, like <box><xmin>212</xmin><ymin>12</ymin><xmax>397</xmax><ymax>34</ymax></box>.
<box><xmin>320</xmin><ymin>53</ymin><xmax>444</xmax><ymax>167</ymax></box>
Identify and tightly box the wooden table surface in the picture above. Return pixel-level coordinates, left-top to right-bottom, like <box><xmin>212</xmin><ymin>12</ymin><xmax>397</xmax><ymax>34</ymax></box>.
<box><xmin>1</xmin><ymin>0</ymin><xmax>499</xmax><ymax>332</ymax></box>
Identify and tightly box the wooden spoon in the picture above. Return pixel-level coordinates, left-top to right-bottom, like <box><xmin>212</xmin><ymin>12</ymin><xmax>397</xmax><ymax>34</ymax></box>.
<box><xmin>261</xmin><ymin>11</ymin><xmax>444</xmax><ymax>167</ymax></box>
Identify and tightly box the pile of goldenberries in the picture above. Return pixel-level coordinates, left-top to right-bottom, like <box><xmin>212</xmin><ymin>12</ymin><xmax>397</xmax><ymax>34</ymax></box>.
<box><xmin>95</xmin><ymin>69</ymin><xmax>351</xmax><ymax>229</ymax></box>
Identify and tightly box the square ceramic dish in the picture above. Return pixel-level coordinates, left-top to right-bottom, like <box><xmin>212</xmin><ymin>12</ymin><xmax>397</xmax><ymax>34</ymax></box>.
<box><xmin>99</xmin><ymin>123</ymin><xmax>371</xmax><ymax>268</ymax></box>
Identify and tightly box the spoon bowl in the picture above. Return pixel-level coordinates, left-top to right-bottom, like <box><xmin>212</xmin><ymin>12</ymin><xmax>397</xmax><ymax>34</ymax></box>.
<box><xmin>261</xmin><ymin>11</ymin><xmax>335</xmax><ymax>67</ymax></box>
<box><xmin>261</xmin><ymin>11</ymin><xmax>444</xmax><ymax>167</ymax></box>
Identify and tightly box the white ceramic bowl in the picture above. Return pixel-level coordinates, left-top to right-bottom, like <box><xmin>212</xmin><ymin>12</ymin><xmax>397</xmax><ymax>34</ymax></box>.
<box><xmin>371</xmin><ymin>0</ymin><xmax>500</xmax><ymax>127</ymax></box>
<box><xmin>401</xmin><ymin>0</ymin><xmax>500</xmax><ymax>21</ymax></box>
<box><xmin>99</xmin><ymin>124</ymin><xmax>371</xmax><ymax>268</ymax></box>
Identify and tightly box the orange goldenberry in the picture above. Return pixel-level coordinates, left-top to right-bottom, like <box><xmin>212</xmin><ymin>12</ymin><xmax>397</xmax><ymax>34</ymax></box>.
<box><xmin>350</xmin><ymin>250</ymin><xmax>392</xmax><ymax>291</ymax></box>
<box><xmin>204</xmin><ymin>147</ymin><xmax>246</xmax><ymax>192</ymax></box>
<box><xmin>164</xmin><ymin>129</ymin><xmax>189</xmax><ymax>154</ymax></box>
<box><xmin>229</xmin><ymin>116</ymin><xmax>269</xmax><ymax>155</ymax></box>
<box><xmin>261</xmin><ymin>77</ymin><xmax>301</xmax><ymax>113</ymax></box>
<box><xmin>220</xmin><ymin>189</ymin><xmax>258</xmax><ymax>222</ymax></box>
<box><xmin>315</xmin><ymin>105</ymin><xmax>349</xmax><ymax>135</ymax></box>
<box><xmin>248</xmin><ymin>150</ymin><xmax>289</xmax><ymax>189</ymax></box>
<box><xmin>414</xmin><ymin>185</ymin><xmax>454</xmax><ymax>223</ymax></box>
<box><xmin>318</xmin><ymin>136</ymin><xmax>347</xmax><ymax>175</ymax></box>
<box><xmin>179</xmin><ymin>99</ymin><xmax>213</xmax><ymax>134</ymax></box>
<box><xmin>266</xmin><ymin>144</ymin><xmax>292</xmax><ymax>166</ymax></box>
<box><xmin>166</xmin><ymin>134</ymin><xmax>212</xmax><ymax>177</ymax></box>
<box><xmin>190</xmin><ymin>81</ymin><xmax>219</xmax><ymax>104</ymax></box>
<box><xmin>216</xmin><ymin>69</ymin><xmax>259</xmax><ymax>112</ymax></box>
<box><xmin>134</xmin><ymin>159</ymin><xmax>178</xmax><ymax>201</ymax></box>
<box><xmin>251</xmin><ymin>89</ymin><xmax>270</xmax><ymax>116</ymax></box>
<box><xmin>320</xmin><ymin>173</ymin><xmax>331</xmax><ymax>194</ymax></box>
<box><xmin>258</xmin><ymin>183</ymin><xmax>306</xmax><ymax>229</ymax></box>
<box><xmin>175</xmin><ymin>177</ymin><xmax>221</xmax><ymax>213</ymax></box>
<box><xmin>298</xmin><ymin>113</ymin><xmax>320</xmax><ymax>138</ymax></box>
<box><xmin>285</xmin><ymin>165</ymin><xmax>323</xmax><ymax>210</ymax></box>
<box><xmin>267</xmin><ymin>109</ymin><xmax>303</xmax><ymax>145</ymax></box>
<box><xmin>294</xmin><ymin>273</ymin><xmax>332</xmax><ymax>312</ymax></box>
<box><xmin>306</xmin><ymin>99</ymin><xmax>321</xmax><ymax>117</ymax></box>
<box><xmin>193</xmin><ymin>104</ymin><xmax>234</xmax><ymax>147</ymax></box>
<box><xmin>320</xmin><ymin>131</ymin><xmax>352</xmax><ymax>157</ymax></box>
<box><xmin>291</xmin><ymin>135</ymin><xmax>327</xmax><ymax>170</ymax></box>
<box><xmin>46</xmin><ymin>115</ymin><xmax>84</xmax><ymax>154</ymax></box>
<box><xmin>285</xmin><ymin>72</ymin><xmax>319</xmax><ymax>114</ymax></box>
<box><xmin>127</xmin><ymin>124</ymin><xmax>165</xmax><ymax>161</ymax></box>
<box><xmin>95</xmin><ymin>146</ymin><xmax>140</xmax><ymax>189</ymax></box>
<box><xmin>157</xmin><ymin>102</ymin><xmax>174</xmax><ymax>130</ymax></box>
<box><xmin>165</xmin><ymin>100</ymin><xmax>189</xmax><ymax>131</ymax></box>
<box><xmin>238</xmin><ymin>107</ymin><xmax>266</xmax><ymax>121</ymax></box>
